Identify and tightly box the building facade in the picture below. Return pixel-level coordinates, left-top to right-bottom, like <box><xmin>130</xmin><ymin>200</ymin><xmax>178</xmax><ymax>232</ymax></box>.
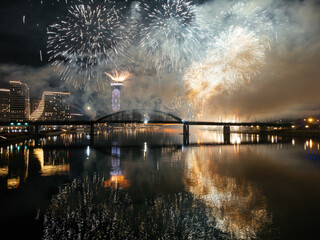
<box><xmin>0</xmin><ymin>88</ymin><xmax>10</xmax><ymax>121</ymax></box>
<box><xmin>111</xmin><ymin>81</ymin><xmax>124</xmax><ymax>112</ymax></box>
<box><xmin>30</xmin><ymin>91</ymin><xmax>71</xmax><ymax>121</ymax></box>
<box><xmin>9</xmin><ymin>81</ymin><xmax>30</xmax><ymax>121</ymax></box>
<box><xmin>43</xmin><ymin>92</ymin><xmax>71</xmax><ymax>121</ymax></box>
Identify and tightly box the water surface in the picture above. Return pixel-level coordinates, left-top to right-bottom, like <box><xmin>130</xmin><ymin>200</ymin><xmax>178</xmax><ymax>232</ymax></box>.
<box><xmin>0</xmin><ymin>127</ymin><xmax>320</xmax><ymax>239</ymax></box>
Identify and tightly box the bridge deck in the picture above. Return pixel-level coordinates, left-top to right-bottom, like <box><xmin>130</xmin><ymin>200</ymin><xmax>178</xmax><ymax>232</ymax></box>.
<box><xmin>0</xmin><ymin>120</ymin><xmax>290</xmax><ymax>127</ymax></box>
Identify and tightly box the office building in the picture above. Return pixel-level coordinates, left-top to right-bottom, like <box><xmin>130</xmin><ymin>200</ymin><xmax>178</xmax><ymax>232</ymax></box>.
<box><xmin>30</xmin><ymin>91</ymin><xmax>71</xmax><ymax>121</ymax></box>
<box><xmin>0</xmin><ymin>88</ymin><xmax>10</xmax><ymax>121</ymax></box>
<box><xmin>9</xmin><ymin>81</ymin><xmax>30</xmax><ymax>121</ymax></box>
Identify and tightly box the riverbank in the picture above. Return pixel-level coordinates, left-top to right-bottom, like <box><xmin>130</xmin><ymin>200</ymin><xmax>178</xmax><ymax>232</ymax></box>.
<box><xmin>0</xmin><ymin>130</ymin><xmax>69</xmax><ymax>145</ymax></box>
<box><xmin>233</xmin><ymin>129</ymin><xmax>320</xmax><ymax>138</ymax></box>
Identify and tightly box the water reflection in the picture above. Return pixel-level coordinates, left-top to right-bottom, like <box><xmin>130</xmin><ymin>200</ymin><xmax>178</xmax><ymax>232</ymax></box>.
<box><xmin>184</xmin><ymin>148</ymin><xmax>272</xmax><ymax>239</ymax></box>
<box><xmin>43</xmin><ymin>174</ymin><xmax>135</xmax><ymax>239</ymax></box>
<box><xmin>33</xmin><ymin>148</ymin><xmax>69</xmax><ymax>176</ymax></box>
<box><xmin>42</xmin><ymin>142</ymin><xmax>276</xmax><ymax>239</ymax></box>
<box><xmin>104</xmin><ymin>142</ymin><xmax>130</xmax><ymax>189</ymax></box>
<box><xmin>0</xmin><ymin>145</ymin><xmax>69</xmax><ymax>190</ymax></box>
<box><xmin>0</xmin><ymin>146</ymin><xmax>28</xmax><ymax>189</ymax></box>
<box><xmin>43</xmin><ymin>173</ymin><xmax>226</xmax><ymax>239</ymax></box>
<box><xmin>1</xmin><ymin>130</ymin><xmax>320</xmax><ymax>239</ymax></box>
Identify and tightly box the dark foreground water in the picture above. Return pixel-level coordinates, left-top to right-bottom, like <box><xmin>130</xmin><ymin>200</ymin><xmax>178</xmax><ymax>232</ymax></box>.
<box><xmin>1</xmin><ymin>126</ymin><xmax>320</xmax><ymax>240</ymax></box>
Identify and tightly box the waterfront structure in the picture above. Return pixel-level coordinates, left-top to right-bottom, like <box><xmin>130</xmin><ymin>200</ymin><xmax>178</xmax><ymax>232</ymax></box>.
<box><xmin>9</xmin><ymin>81</ymin><xmax>30</xmax><ymax>121</ymax></box>
<box><xmin>0</xmin><ymin>88</ymin><xmax>10</xmax><ymax>121</ymax></box>
<box><xmin>30</xmin><ymin>91</ymin><xmax>71</xmax><ymax>121</ymax></box>
<box><xmin>105</xmin><ymin>70</ymin><xmax>130</xmax><ymax>112</ymax></box>
<box><xmin>111</xmin><ymin>81</ymin><xmax>124</xmax><ymax>112</ymax></box>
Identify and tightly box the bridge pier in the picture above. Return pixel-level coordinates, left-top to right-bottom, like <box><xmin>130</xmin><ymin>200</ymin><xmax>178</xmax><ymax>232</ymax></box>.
<box><xmin>259</xmin><ymin>126</ymin><xmax>268</xmax><ymax>143</ymax></box>
<box><xmin>34</xmin><ymin>125</ymin><xmax>40</xmax><ymax>135</ymax></box>
<box><xmin>183</xmin><ymin>124</ymin><xmax>189</xmax><ymax>145</ymax></box>
<box><xmin>34</xmin><ymin>125</ymin><xmax>41</xmax><ymax>147</ymax></box>
<box><xmin>223</xmin><ymin>125</ymin><xmax>231</xmax><ymax>144</ymax></box>
<box><xmin>259</xmin><ymin>126</ymin><xmax>268</xmax><ymax>134</ymax></box>
<box><xmin>90</xmin><ymin>123</ymin><xmax>95</xmax><ymax>146</ymax></box>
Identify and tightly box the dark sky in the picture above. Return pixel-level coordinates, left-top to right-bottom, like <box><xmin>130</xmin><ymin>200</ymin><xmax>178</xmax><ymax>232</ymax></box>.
<box><xmin>0</xmin><ymin>0</ymin><xmax>207</xmax><ymax>67</ymax></box>
<box><xmin>0</xmin><ymin>0</ymin><xmax>57</xmax><ymax>66</ymax></box>
<box><xmin>0</xmin><ymin>0</ymin><xmax>107</xmax><ymax>67</ymax></box>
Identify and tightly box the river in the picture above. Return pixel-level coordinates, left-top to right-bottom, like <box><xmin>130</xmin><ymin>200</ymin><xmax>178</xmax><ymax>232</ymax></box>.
<box><xmin>0</xmin><ymin>126</ymin><xmax>320</xmax><ymax>239</ymax></box>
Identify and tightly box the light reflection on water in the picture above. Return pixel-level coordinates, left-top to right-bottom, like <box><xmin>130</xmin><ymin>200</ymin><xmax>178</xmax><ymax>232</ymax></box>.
<box><xmin>184</xmin><ymin>148</ymin><xmax>272</xmax><ymax>239</ymax></box>
<box><xmin>0</xmin><ymin>128</ymin><xmax>320</xmax><ymax>239</ymax></box>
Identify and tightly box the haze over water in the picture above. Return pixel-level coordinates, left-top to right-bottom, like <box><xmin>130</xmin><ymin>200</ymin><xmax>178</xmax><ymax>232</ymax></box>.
<box><xmin>1</xmin><ymin>127</ymin><xmax>320</xmax><ymax>239</ymax></box>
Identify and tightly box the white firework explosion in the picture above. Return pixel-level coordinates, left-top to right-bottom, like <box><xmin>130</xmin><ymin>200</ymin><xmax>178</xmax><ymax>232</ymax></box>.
<box><xmin>137</xmin><ymin>0</ymin><xmax>205</xmax><ymax>71</ymax></box>
<box><xmin>47</xmin><ymin>0</ymin><xmax>130</xmax><ymax>91</ymax></box>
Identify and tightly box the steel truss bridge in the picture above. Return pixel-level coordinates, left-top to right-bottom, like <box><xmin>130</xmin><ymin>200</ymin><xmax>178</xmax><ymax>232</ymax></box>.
<box><xmin>0</xmin><ymin>109</ymin><xmax>291</xmax><ymax>145</ymax></box>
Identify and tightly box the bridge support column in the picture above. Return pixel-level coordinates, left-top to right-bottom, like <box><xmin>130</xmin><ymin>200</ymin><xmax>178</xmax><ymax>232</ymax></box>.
<box><xmin>90</xmin><ymin>124</ymin><xmax>95</xmax><ymax>146</ymax></box>
<box><xmin>223</xmin><ymin>125</ymin><xmax>231</xmax><ymax>144</ymax></box>
<box><xmin>34</xmin><ymin>125</ymin><xmax>41</xmax><ymax>146</ymax></box>
<box><xmin>183</xmin><ymin>124</ymin><xmax>189</xmax><ymax>146</ymax></box>
<box><xmin>35</xmin><ymin>125</ymin><xmax>40</xmax><ymax>134</ymax></box>
<box><xmin>259</xmin><ymin>126</ymin><xmax>268</xmax><ymax>143</ymax></box>
<box><xmin>259</xmin><ymin>126</ymin><xmax>268</xmax><ymax>134</ymax></box>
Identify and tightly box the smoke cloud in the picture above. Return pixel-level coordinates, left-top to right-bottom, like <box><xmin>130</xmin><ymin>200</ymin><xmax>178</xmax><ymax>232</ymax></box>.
<box><xmin>202</xmin><ymin>0</ymin><xmax>320</xmax><ymax>120</ymax></box>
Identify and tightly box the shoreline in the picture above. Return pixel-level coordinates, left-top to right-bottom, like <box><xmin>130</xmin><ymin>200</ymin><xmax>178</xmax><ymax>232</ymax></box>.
<box><xmin>230</xmin><ymin>130</ymin><xmax>320</xmax><ymax>138</ymax></box>
<box><xmin>0</xmin><ymin>130</ymin><xmax>70</xmax><ymax>145</ymax></box>
<box><xmin>1</xmin><ymin>129</ymin><xmax>320</xmax><ymax>146</ymax></box>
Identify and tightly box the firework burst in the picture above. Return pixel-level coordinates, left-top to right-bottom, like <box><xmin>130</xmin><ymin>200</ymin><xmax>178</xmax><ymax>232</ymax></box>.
<box><xmin>217</xmin><ymin>1</ymin><xmax>274</xmax><ymax>38</ymax></box>
<box><xmin>137</xmin><ymin>0</ymin><xmax>205</xmax><ymax>71</ymax></box>
<box><xmin>47</xmin><ymin>0</ymin><xmax>130</xmax><ymax>91</ymax></box>
<box><xmin>184</xmin><ymin>1</ymin><xmax>275</xmax><ymax>103</ymax></box>
<box><xmin>184</xmin><ymin>26</ymin><xmax>270</xmax><ymax>103</ymax></box>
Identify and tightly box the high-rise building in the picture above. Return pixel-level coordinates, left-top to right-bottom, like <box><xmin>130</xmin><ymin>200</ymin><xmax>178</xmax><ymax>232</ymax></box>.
<box><xmin>44</xmin><ymin>92</ymin><xmax>70</xmax><ymax>121</ymax></box>
<box><xmin>30</xmin><ymin>91</ymin><xmax>70</xmax><ymax>121</ymax></box>
<box><xmin>31</xmin><ymin>99</ymin><xmax>41</xmax><ymax>114</ymax></box>
<box><xmin>111</xmin><ymin>81</ymin><xmax>124</xmax><ymax>112</ymax></box>
<box><xmin>0</xmin><ymin>88</ymin><xmax>10</xmax><ymax>121</ymax></box>
<box><xmin>9</xmin><ymin>81</ymin><xmax>30</xmax><ymax>121</ymax></box>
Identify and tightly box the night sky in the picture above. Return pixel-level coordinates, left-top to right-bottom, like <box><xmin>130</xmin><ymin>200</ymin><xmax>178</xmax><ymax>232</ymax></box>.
<box><xmin>0</xmin><ymin>0</ymin><xmax>319</xmax><ymax>120</ymax></box>
<box><xmin>0</xmin><ymin>0</ymin><xmax>206</xmax><ymax>67</ymax></box>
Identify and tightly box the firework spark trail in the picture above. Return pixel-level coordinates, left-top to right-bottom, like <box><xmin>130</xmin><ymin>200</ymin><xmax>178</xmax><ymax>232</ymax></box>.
<box><xmin>184</xmin><ymin>1</ymin><xmax>274</xmax><ymax>103</ymax></box>
<box><xmin>137</xmin><ymin>0</ymin><xmax>206</xmax><ymax>72</ymax></box>
<box><xmin>105</xmin><ymin>70</ymin><xmax>131</xmax><ymax>82</ymax></box>
<box><xmin>47</xmin><ymin>0</ymin><xmax>130</xmax><ymax>91</ymax></box>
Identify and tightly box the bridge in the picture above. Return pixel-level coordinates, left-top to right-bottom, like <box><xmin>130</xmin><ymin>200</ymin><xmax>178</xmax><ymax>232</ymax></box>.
<box><xmin>0</xmin><ymin>109</ymin><xmax>291</xmax><ymax>145</ymax></box>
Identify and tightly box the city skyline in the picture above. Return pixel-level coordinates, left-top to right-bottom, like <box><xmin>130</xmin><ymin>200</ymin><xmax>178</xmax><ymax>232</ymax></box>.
<box><xmin>0</xmin><ymin>80</ymin><xmax>75</xmax><ymax>121</ymax></box>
